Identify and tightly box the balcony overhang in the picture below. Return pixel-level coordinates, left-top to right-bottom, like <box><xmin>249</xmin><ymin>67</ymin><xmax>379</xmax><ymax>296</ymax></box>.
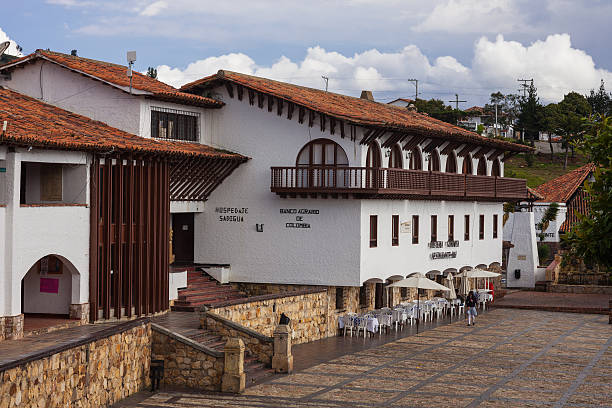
<box><xmin>271</xmin><ymin>166</ymin><xmax>527</xmax><ymax>202</ymax></box>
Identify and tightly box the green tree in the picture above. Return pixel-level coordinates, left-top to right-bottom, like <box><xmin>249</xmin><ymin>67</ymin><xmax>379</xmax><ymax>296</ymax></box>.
<box><xmin>483</xmin><ymin>92</ymin><xmax>521</xmax><ymax>137</ymax></box>
<box><xmin>516</xmin><ymin>83</ymin><xmax>545</xmax><ymax>150</ymax></box>
<box><xmin>556</xmin><ymin>92</ymin><xmax>591</xmax><ymax>168</ymax></box>
<box><xmin>586</xmin><ymin>79</ymin><xmax>611</xmax><ymax>116</ymax></box>
<box><xmin>414</xmin><ymin>98</ymin><xmax>466</xmax><ymax>125</ymax></box>
<box><xmin>541</xmin><ymin>102</ymin><xmax>561</xmax><ymax>163</ymax></box>
<box><xmin>562</xmin><ymin>116</ymin><xmax>612</xmax><ymax>270</ymax></box>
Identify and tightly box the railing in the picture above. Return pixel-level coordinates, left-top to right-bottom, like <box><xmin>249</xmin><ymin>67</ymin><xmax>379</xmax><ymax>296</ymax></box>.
<box><xmin>271</xmin><ymin>166</ymin><xmax>527</xmax><ymax>200</ymax></box>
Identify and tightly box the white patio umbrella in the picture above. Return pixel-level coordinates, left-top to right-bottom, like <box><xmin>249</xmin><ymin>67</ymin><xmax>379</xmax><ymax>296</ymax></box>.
<box><xmin>457</xmin><ymin>268</ymin><xmax>500</xmax><ymax>292</ymax></box>
<box><xmin>459</xmin><ymin>274</ymin><xmax>471</xmax><ymax>296</ymax></box>
<box><xmin>444</xmin><ymin>273</ymin><xmax>457</xmax><ymax>300</ymax></box>
<box><xmin>389</xmin><ymin>273</ymin><xmax>450</xmax><ymax>333</ymax></box>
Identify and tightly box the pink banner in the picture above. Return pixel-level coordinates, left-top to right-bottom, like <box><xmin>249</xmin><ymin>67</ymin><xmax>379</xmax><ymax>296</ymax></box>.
<box><xmin>40</xmin><ymin>278</ymin><xmax>59</xmax><ymax>294</ymax></box>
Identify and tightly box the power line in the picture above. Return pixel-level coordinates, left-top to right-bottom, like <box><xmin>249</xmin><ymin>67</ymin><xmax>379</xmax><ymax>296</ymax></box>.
<box><xmin>517</xmin><ymin>78</ymin><xmax>533</xmax><ymax>97</ymax></box>
<box><xmin>448</xmin><ymin>93</ymin><xmax>467</xmax><ymax>110</ymax></box>
<box><xmin>407</xmin><ymin>78</ymin><xmax>418</xmax><ymax>100</ymax></box>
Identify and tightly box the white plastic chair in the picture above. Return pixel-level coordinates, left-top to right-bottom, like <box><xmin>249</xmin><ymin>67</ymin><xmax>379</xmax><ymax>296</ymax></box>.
<box><xmin>342</xmin><ymin>315</ymin><xmax>354</xmax><ymax>337</ymax></box>
<box><xmin>378</xmin><ymin>314</ymin><xmax>392</xmax><ymax>334</ymax></box>
<box><xmin>357</xmin><ymin>317</ymin><xmax>369</xmax><ymax>338</ymax></box>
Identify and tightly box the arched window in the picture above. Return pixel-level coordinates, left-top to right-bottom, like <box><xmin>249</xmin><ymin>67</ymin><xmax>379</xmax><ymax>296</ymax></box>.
<box><xmin>491</xmin><ymin>158</ymin><xmax>501</xmax><ymax>177</ymax></box>
<box><xmin>297</xmin><ymin>138</ymin><xmax>348</xmax><ymax>167</ymax></box>
<box><xmin>445</xmin><ymin>151</ymin><xmax>457</xmax><ymax>173</ymax></box>
<box><xmin>428</xmin><ymin>150</ymin><xmax>440</xmax><ymax>172</ymax></box>
<box><xmin>409</xmin><ymin>147</ymin><xmax>422</xmax><ymax>170</ymax></box>
<box><xmin>296</xmin><ymin>139</ymin><xmax>349</xmax><ymax>187</ymax></box>
<box><xmin>462</xmin><ymin>156</ymin><xmax>473</xmax><ymax>174</ymax></box>
<box><xmin>388</xmin><ymin>145</ymin><xmax>403</xmax><ymax>169</ymax></box>
<box><xmin>477</xmin><ymin>157</ymin><xmax>487</xmax><ymax>175</ymax></box>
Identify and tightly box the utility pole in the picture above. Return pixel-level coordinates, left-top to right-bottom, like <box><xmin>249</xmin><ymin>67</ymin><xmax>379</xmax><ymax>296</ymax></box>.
<box><xmin>321</xmin><ymin>75</ymin><xmax>329</xmax><ymax>92</ymax></box>
<box><xmin>517</xmin><ymin>78</ymin><xmax>533</xmax><ymax>98</ymax></box>
<box><xmin>407</xmin><ymin>78</ymin><xmax>418</xmax><ymax>101</ymax></box>
<box><xmin>495</xmin><ymin>103</ymin><xmax>499</xmax><ymax>138</ymax></box>
<box><xmin>448</xmin><ymin>93</ymin><xmax>466</xmax><ymax>111</ymax></box>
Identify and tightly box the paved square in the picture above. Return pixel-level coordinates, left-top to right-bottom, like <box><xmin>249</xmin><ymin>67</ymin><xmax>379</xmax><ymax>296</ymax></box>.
<box><xmin>119</xmin><ymin>309</ymin><xmax>612</xmax><ymax>408</ymax></box>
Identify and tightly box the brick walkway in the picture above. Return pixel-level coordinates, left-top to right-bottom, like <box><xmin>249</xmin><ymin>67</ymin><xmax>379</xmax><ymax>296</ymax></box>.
<box><xmin>117</xmin><ymin>309</ymin><xmax>612</xmax><ymax>407</ymax></box>
<box><xmin>494</xmin><ymin>291</ymin><xmax>611</xmax><ymax>314</ymax></box>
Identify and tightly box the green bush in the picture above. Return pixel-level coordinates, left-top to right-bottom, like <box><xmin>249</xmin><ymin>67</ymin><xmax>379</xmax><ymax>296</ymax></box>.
<box><xmin>537</xmin><ymin>244</ymin><xmax>550</xmax><ymax>266</ymax></box>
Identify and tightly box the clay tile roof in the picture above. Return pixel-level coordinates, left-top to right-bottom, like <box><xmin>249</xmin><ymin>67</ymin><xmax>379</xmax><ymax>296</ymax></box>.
<box><xmin>533</xmin><ymin>163</ymin><xmax>595</xmax><ymax>203</ymax></box>
<box><xmin>181</xmin><ymin>71</ymin><xmax>531</xmax><ymax>153</ymax></box>
<box><xmin>0</xmin><ymin>50</ymin><xmax>223</xmax><ymax>108</ymax></box>
<box><xmin>0</xmin><ymin>87</ymin><xmax>245</xmax><ymax>160</ymax></box>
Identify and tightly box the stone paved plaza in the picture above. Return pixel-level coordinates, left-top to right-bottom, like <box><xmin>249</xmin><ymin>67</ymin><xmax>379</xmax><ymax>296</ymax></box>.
<box><xmin>120</xmin><ymin>309</ymin><xmax>612</xmax><ymax>408</ymax></box>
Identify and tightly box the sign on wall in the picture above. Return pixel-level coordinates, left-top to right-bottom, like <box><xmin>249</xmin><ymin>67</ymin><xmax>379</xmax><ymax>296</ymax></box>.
<box><xmin>400</xmin><ymin>221</ymin><xmax>411</xmax><ymax>234</ymax></box>
<box><xmin>40</xmin><ymin>277</ymin><xmax>59</xmax><ymax>294</ymax></box>
<box><xmin>215</xmin><ymin>207</ymin><xmax>248</xmax><ymax>223</ymax></box>
<box><xmin>280</xmin><ymin>208</ymin><xmax>320</xmax><ymax>229</ymax></box>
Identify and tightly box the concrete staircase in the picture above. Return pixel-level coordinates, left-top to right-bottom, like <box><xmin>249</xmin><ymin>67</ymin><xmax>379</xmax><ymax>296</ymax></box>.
<box><xmin>171</xmin><ymin>270</ymin><xmax>247</xmax><ymax>312</ymax></box>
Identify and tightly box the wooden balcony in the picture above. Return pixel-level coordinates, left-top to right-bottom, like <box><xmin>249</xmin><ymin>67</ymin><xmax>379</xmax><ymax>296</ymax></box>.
<box><xmin>270</xmin><ymin>166</ymin><xmax>527</xmax><ymax>201</ymax></box>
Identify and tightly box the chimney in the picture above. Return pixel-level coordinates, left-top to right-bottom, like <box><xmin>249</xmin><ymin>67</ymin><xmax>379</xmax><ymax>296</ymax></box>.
<box><xmin>360</xmin><ymin>90</ymin><xmax>374</xmax><ymax>101</ymax></box>
<box><xmin>407</xmin><ymin>103</ymin><xmax>417</xmax><ymax>112</ymax></box>
<box><xmin>71</xmin><ymin>50</ymin><xmax>78</xmax><ymax>56</ymax></box>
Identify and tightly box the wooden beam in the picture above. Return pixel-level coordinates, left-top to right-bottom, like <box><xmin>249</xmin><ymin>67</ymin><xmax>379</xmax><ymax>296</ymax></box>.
<box><xmin>360</xmin><ymin>129</ymin><xmax>374</xmax><ymax>145</ymax></box>
<box><xmin>402</xmin><ymin>135</ymin><xmax>425</xmax><ymax>151</ymax></box>
<box><xmin>237</xmin><ymin>84</ymin><xmax>243</xmax><ymax>101</ymax></box>
<box><xmin>320</xmin><ymin>113</ymin><xmax>326</xmax><ymax>132</ymax></box>
<box><xmin>308</xmin><ymin>110</ymin><xmax>315</xmax><ymax>127</ymax></box>
<box><xmin>257</xmin><ymin>92</ymin><xmax>264</xmax><ymax>109</ymax></box>
<box><xmin>247</xmin><ymin>89</ymin><xmax>255</xmax><ymax>105</ymax></box>
<box><xmin>330</xmin><ymin>118</ymin><xmax>336</xmax><ymax>135</ymax></box>
<box><xmin>267</xmin><ymin>94</ymin><xmax>274</xmax><ymax>112</ymax></box>
<box><xmin>225</xmin><ymin>83</ymin><xmax>234</xmax><ymax>98</ymax></box>
<box><xmin>298</xmin><ymin>107</ymin><xmax>305</xmax><ymax>124</ymax></box>
<box><xmin>441</xmin><ymin>142</ymin><xmax>461</xmax><ymax>155</ymax></box>
<box><xmin>287</xmin><ymin>103</ymin><xmax>294</xmax><ymax>120</ymax></box>
<box><xmin>126</xmin><ymin>157</ymin><xmax>134</xmax><ymax>318</ymax></box>
<box><xmin>276</xmin><ymin>97</ymin><xmax>283</xmax><ymax>116</ymax></box>
<box><xmin>88</xmin><ymin>157</ymin><xmax>99</xmax><ymax>323</ymax></box>
<box><xmin>423</xmin><ymin>139</ymin><xmax>444</xmax><ymax>153</ymax></box>
<box><xmin>114</xmin><ymin>156</ymin><xmax>124</xmax><ymax>318</ymax></box>
<box><xmin>136</xmin><ymin>160</ymin><xmax>144</xmax><ymax>316</ymax></box>
<box><xmin>103</xmin><ymin>157</ymin><xmax>112</xmax><ymax>320</ymax></box>
<box><xmin>340</xmin><ymin>121</ymin><xmax>345</xmax><ymax>138</ymax></box>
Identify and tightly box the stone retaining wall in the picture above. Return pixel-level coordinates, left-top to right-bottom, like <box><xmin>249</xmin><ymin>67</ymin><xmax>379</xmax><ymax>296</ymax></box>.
<box><xmin>202</xmin><ymin>312</ymin><xmax>273</xmax><ymax>364</ymax></box>
<box><xmin>0</xmin><ymin>319</ymin><xmax>150</xmax><ymax>408</ymax></box>
<box><xmin>151</xmin><ymin>324</ymin><xmax>224</xmax><ymax>391</ymax></box>
<box><xmin>549</xmin><ymin>284</ymin><xmax>612</xmax><ymax>295</ymax></box>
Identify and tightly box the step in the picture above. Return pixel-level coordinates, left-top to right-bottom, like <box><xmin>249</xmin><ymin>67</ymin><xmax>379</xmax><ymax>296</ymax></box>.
<box><xmin>172</xmin><ymin>296</ymin><xmax>246</xmax><ymax>308</ymax></box>
<box><xmin>178</xmin><ymin>285</ymin><xmax>239</xmax><ymax>295</ymax></box>
<box><xmin>178</xmin><ymin>291</ymin><xmax>243</xmax><ymax>302</ymax></box>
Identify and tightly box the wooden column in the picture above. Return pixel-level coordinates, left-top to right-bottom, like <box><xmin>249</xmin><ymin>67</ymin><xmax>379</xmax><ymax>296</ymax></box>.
<box><xmin>88</xmin><ymin>157</ymin><xmax>99</xmax><ymax>323</ymax></box>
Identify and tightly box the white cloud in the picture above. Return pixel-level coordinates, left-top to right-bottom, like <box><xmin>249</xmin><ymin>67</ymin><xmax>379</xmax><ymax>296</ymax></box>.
<box><xmin>157</xmin><ymin>35</ymin><xmax>612</xmax><ymax>105</ymax></box>
<box><xmin>0</xmin><ymin>27</ymin><xmax>23</xmax><ymax>57</ymax></box>
<box><xmin>140</xmin><ymin>1</ymin><xmax>168</xmax><ymax>17</ymax></box>
<box><xmin>413</xmin><ymin>0</ymin><xmax>522</xmax><ymax>33</ymax></box>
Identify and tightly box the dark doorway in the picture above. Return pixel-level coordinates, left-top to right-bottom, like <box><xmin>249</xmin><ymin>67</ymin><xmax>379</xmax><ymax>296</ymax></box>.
<box><xmin>172</xmin><ymin>213</ymin><xmax>194</xmax><ymax>264</ymax></box>
<box><xmin>375</xmin><ymin>282</ymin><xmax>384</xmax><ymax>309</ymax></box>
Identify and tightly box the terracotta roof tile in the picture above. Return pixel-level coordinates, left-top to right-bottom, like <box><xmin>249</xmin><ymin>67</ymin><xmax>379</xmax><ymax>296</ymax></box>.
<box><xmin>534</xmin><ymin>163</ymin><xmax>595</xmax><ymax>203</ymax></box>
<box><xmin>182</xmin><ymin>70</ymin><xmax>531</xmax><ymax>153</ymax></box>
<box><xmin>0</xmin><ymin>88</ymin><xmax>244</xmax><ymax>160</ymax></box>
<box><xmin>0</xmin><ymin>50</ymin><xmax>223</xmax><ymax>108</ymax></box>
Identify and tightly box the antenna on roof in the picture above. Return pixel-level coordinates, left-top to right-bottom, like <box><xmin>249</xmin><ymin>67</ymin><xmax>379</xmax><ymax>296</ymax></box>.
<box><xmin>126</xmin><ymin>51</ymin><xmax>137</xmax><ymax>94</ymax></box>
<box><xmin>0</xmin><ymin>42</ymin><xmax>10</xmax><ymax>57</ymax></box>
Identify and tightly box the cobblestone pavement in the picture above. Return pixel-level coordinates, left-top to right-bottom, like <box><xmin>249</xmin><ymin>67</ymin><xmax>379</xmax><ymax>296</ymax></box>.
<box><xmin>120</xmin><ymin>309</ymin><xmax>612</xmax><ymax>408</ymax></box>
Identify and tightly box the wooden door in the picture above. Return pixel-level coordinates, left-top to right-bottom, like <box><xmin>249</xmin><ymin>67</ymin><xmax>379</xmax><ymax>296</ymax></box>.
<box><xmin>172</xmin><ymin>213</ymin><xmax>194</xmax><ymax>264</ymax></box>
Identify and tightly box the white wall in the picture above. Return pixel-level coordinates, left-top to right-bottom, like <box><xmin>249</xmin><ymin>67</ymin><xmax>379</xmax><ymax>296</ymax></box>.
<box><xmin>505</xmin><ymin>211</ymin><xmax>539</xmax><ymax>288</ymax></box>
<box><xmin>194</xmin><ymin>87</ymin><xmax>363</xmax><ymax>286</ymax></box>
<box><xmin>1</xmin><ymin>148</ymin><xmax>90</xmax><ymax>316</ymax></box>
<box><xmin>359</xmin><ymin>200</ymin><xmax>503</xmax><ymax>283</ymax></box>
<box><xmin>1</xmin><ymin>60</ymin><xmax>142</xmax><ymax>135</ymax></box>
<box><xmin>22</xmin><ymin>264</ymin><xmax>73</xmax><ymax>315</ymax></box>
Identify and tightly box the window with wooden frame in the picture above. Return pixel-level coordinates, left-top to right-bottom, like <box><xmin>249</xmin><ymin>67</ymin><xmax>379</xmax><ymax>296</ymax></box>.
<box><xmin>479</xmin><ymin>214</ymin><xmax>485</xmax><ymax>240</ymax></box>
<box><xmin>400</xmin><ymin>287</ymin><xmax>408</xmax><ymax>298</ymax></box>
<box><xmin>40</xmin><ymin>164</ymin><xmax>63</xmax><ymax>201</ymax></box>
<box><xmin>448</xmin><ymin>215</ymin><xmax>454</xmax><ymax>241</ymax></box>
<box><xmin>392</xmin><ymin>215</ymin><xmax>399</xmax><ymax>246</ymax></box>
<box><xmin>464</xmin><ymin>215</ymin><xmax>470</xmax><ymax>240</ymax></box>
<box><xmin>369</xmin><ymin>215</ymin><xmax>378</xmax><ymax>248</ymax></box>
<box><xmin>335</xmin><ymin>287</ymin><xmax>344</xmax><ymax>309</ymax></box>
<box><xmin>412</xmin><ymin>215</ymin><xmax>419</xmax><ymax>244</ymax></box>
<box><xmin>151</xmin><ymin>107</ymin><xmax>199</xmax><ymax>142</ymax></box>
<box><xmin>493</xmin><ymin>214</ymin><xmax>499</xmax><ymax>239</ymax></box>
<box><xmin>430</xmin><ymin>215</ymin><xmax>438</xmax><ymax>242</ymax></box>
<box><xmin>359</xmin><ymin>285</ymin><xmax>367</xmax><ymax>307</ymax></box>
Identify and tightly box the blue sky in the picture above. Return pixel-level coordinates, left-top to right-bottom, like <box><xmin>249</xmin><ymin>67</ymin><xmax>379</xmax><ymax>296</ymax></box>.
<box><xmin>2</xmin><ymin>0</ymin><xmax>612</xmax><ymax>106</ymax></box>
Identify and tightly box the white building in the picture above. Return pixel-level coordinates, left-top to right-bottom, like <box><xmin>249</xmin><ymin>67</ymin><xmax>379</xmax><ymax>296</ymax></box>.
<box><xmin>0</xmin><ymin>52</ymin><xmax>245</xmax><ymax>339</ymax></box>
<box><xmin>178</xmin><ymin>71</ymin><xmax>530</xmax><ymax>307</ymax></box>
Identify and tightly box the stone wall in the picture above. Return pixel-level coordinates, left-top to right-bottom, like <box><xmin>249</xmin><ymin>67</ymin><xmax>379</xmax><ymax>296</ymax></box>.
<box><xmin>1</xmin><ymin>314</ymin><xmax>24</xmax><ymax>341</ymax></box>
<box><xmin>202</xmin><ymin>311</ymin><xmax>273</xmax><ymax>364</ymax></box>
<box><xmin>549</xmin><ymin>284</ymin><xmax>612</xmax><ymax>295</ymax></box>
<box><xmin>151</xmin><ymin>324</ymin><xmax>224</xmax><ymax>391</ymax></box>
<box><xmin>210</xmin><ymin>289</ymin><xmax>329</xmax><ymax>345</ymax></box>
<box><xmin>0</xmin><ymin>319</ymin><xmax>150</xmax><ymax>408</ymax></box>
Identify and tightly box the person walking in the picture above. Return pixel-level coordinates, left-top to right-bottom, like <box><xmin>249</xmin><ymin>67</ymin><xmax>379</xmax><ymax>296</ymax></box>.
<box><xmin>466</xmin><ymin>291</ymin><xmax>477</xmax><ymax>326</ymax></box>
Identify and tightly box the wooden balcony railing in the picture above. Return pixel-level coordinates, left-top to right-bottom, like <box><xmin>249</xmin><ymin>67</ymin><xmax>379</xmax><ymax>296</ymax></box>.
<box><xmin>270</xmin><ymin>166</ymin><xmax>527</xmax><ymax>201</ymax></box>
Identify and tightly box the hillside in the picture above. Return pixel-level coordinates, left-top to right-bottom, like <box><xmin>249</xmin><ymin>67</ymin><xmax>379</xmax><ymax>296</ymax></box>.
<box><xmin>504</xmin><ymin>152</ymin><xmax>589</xmax><ymax>188</ymax></box>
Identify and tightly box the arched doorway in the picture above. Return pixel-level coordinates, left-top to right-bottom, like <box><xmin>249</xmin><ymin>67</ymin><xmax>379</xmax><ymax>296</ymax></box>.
<box><xmin>462</xmin><ymin>156</ymin><xmax>473</xmax><ymax>174</ymax></box>
<box><xmin>365</xmin><ymin>141</ymin><xmax>381</xmax><ymax>188</ymax></box>
<box><xmin>21</xmin><ymin>254</ymin><xmax>81</xmax><ymax>331</ymax></box>
<box><xmin>491</xmin><ymin>158</ymin><xmax>501</xmax><ymax>177</ymax></box>
<box><xmin>445</xmin><ymin>151</ymin><xmax>457</xmax><ymax>173</ymax></box>
<box><xmin>296</xmin><ymin>138</ymin><xmax>349</xmax><ymax>187</ymax></box>
<box><xmin>388</xmin><ymin>145</ymin><xmax>403</xmax><ymax>169</ymax></box>
<box><xmin>409</xmin><ymin>147</ymin><xmax>422</xmax><ymax>170</ymax></box>
<box><xmin>477</xmin><ymin>157</ymin><xmax>487</xmax><ymax>175</ymax></box>
<box><xmin>428</xmin><ymin>150</ymin><xmax>440</xmax><ymax>171</ymax></box>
